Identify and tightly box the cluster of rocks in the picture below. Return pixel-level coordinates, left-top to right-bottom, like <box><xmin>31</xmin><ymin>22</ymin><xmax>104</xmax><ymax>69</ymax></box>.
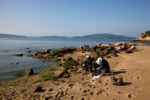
<box><xmin>28</xmin><ymin>47</ymin><xmax>76</xmax><ymax>61</ymax></box>
<box><xmin>78</xmin><ymin>42</ymin><xmax>136</xmax><ymax>58</ymax></box>
<box><xmin>28</xmin><ymin>42</ymin><xmax>136</xmax><ymax>62</ymax></box>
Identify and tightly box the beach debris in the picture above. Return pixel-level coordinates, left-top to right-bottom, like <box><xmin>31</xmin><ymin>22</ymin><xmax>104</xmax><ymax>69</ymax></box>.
<box><xmin>93</xmin><ymin>75</ymin><xmax>100</xmax><ymax>79</ymax></box>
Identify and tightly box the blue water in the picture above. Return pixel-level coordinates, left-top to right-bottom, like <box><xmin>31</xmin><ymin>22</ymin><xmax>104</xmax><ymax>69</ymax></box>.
<box><xmin>0</xmin><ymin>37</ymin><xmax>135</xmax><ymax>81</ymax></box>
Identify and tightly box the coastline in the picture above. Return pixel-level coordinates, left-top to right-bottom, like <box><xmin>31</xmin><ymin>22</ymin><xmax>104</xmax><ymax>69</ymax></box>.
<box><xmin>129</xmin><ymin>39</ymin><xmax>150</xmax><ymax>43</ymax></box>
<box><xmin>2</xmin><ymin>42</ymin><xmax>150</xmax><ymax>100</ymax></box>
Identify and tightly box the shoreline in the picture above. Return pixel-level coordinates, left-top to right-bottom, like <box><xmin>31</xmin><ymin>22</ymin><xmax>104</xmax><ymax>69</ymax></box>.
<box><xmin>129</xmin><ymin>39</ymin><xmax>150</xmax><ymax>43</ymax></box>
<box><xmin>1</xmin><ymin>42</ymin><xmax>148</xmax><ymax>100</ymax></box>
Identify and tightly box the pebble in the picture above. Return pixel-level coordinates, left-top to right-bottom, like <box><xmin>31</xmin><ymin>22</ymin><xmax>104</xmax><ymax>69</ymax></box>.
<box><xmin>49</xmin><ymin>88</ymin><xmax>53</xmax><ymax>91</ymax></box>
<box><xmin>127</xmin><ymin>94</ymin><xmax>132</xmax><ymax>98</ymax></box>
<box><xmin>90</xmin><ymin>92</ymin><xmax>93</xmax><ymax>95</ymax></box>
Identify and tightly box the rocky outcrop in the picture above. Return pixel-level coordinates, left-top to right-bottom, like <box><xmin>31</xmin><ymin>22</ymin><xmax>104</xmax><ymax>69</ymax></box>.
<box><xmin>28</xmin><ymin>47</ymin><xmax>76</xmax><ymax>61</ymax></box>
<box><xmin>130</xmin><ymin>31</ymin><xmax>150</xmax><ymax>42</ymax></box>
<box><xmin>91</xmin><ymin>42</ymin><xmax>136</xmax><ymax>57</ymax></box>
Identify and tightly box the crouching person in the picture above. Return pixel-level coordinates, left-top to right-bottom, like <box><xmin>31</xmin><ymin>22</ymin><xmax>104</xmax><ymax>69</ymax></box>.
<box><xmin>96</xmin><ymin>57</ymin><xmax>110</xmax><ymax>76</ymax></box>
<box><xmin>82</xmin><ymin>55</ymin><xmax>94</xmax><ymax>73</ymax></box>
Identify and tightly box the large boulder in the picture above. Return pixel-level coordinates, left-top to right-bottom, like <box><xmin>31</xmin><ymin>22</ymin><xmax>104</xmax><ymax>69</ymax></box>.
<box><xmin>128</xmin><ymin>43</ymin><xmax>136</xmax><ymax>46</ymax></box>
<box><xmin>113</xmin><ymin>42</ymin><xmax>128</xmax><ymax>51</ymax></box>
<box><xmin>91</xmin><ymin>45</ymin><xmax>98</xmax><ymax>51</ymax></box>
<box><xmin>129</xmin><ymin>45</ymin><xmax>135</xmax><ymax>50</ymax></box>
<box><xmin>114</xmin><ymin>46</ymin><xmax>121</xmax><ymax>51</ymax></box>
<box><xmin>101</xmin><ymin>44</ymin><xmax>111</xmax><ymax>50</ymax></box>
<box><xmin>96</xmin><ymin>43</ymin><xmax>102</xmax><ymax>48</ymax></box>
<box><xmin>112</xmin><ymin>42</ymin><xmax>126</xmax><ymax>47</ymax></box>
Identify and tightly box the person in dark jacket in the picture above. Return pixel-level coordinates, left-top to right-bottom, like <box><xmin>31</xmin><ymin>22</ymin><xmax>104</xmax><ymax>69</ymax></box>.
<box><xmin>96</xmin><ymin>57</ymin><xmax>110</xmax><ymax>76</ymax></box>
<box><xmin>82</xmin><ymin>55</ymin><xmax>94</xmax><ymax>73</ymax></box>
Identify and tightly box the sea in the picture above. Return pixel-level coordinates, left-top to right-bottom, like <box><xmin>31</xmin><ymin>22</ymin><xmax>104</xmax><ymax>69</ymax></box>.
<box><xmin>0</xmin><ymin>37</ymin><xmax>137</xmax><ymax>81</ymax></box>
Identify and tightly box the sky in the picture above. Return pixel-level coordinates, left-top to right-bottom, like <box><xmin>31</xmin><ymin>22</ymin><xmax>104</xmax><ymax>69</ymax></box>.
<box><xmin>0</xmin><ymin>0</ymin><xmax>150</xmax><ymax>37</ymax></box>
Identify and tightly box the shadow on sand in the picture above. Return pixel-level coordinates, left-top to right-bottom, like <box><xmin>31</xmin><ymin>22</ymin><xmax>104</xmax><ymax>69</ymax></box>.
<box><xmin>113</xmin><ymin>70</ymin><xmax>126</xmax><ymax>75</ymax></box>
<box><xmin>122</xmin><ymin>82</ymin><xmax>132</xmax><ymax>86</ymax></box>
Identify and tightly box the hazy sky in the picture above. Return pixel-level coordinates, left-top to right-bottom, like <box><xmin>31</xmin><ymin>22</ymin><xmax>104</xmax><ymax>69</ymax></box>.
<box><xmin>0</xmin><ymin>0</ymin><xmax>150</xmax><ymax>37</ymax></box>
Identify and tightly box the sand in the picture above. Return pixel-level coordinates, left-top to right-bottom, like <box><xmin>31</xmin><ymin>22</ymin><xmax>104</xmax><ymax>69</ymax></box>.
<box><xmin>0</xmin><ymin>46</ymin><xmax>150</xmax><ymax>100</ymax></box>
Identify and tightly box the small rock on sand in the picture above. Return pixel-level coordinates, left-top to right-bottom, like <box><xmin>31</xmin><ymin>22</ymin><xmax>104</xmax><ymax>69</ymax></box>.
<box><xmin>34</xmin><ymin>86</ymin><xmax>45</xmax><ymax>92</ymax></box>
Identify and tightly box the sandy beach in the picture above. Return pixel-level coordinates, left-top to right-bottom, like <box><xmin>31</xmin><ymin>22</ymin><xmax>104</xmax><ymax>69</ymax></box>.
<box><xmin>0</xmin><ymin>45</ymin><xmax>150</xmax><ymax>100</ymax></box>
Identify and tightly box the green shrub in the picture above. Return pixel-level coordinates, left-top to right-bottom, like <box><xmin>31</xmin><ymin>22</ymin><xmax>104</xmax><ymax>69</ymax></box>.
<box><xmin>39</xmin><ymin>66</ymin><xmax>63</xmax><ymax>81</ymax></box>
<box><xmin>78</xmin><ymin>59</ymin><xmax>83</xmax><ymax>65</ymax></box>
<box><xmin>40</xmin><ymin>66</ymin><xmax>61</xmax><ymax>73</ymax></box>
<box><xmin>14</xmin><ymin>69</ymin><xmax>34</xmax><ymax>77</ymax></box>
<box><xmin>40</xmin><ymin>73</ymin><xmax>59</xmax><ymax>81</ymax></box>
<box><xmin>43</xmin><ymin>56</ymin><xmax>60</xmax><ymax>62</ymax></box>
<box><xmin>67</xmin><ymin>56</ymin><xmax>73</xmax><ymax>61</ymax></box>
<box><xmin>14</xmin><ymin>70</ymin><xmax>27</xmax><ymax>77</ymax></box>
<box><xmin>56</xmin><ymin>63</ymin><xmax>62</xmax><ymax>66</ymax></box>
<box><xmin>62</xmin><ymin>60</ymin><xmax>78</xmax><ymax>70</ymax></box>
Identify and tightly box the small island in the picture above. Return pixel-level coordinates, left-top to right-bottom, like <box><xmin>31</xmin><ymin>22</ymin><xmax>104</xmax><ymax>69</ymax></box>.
<box><xmin>130</xmin><ymin>31</ymin><xmax>150</xmax><ymax>42</ymax></box>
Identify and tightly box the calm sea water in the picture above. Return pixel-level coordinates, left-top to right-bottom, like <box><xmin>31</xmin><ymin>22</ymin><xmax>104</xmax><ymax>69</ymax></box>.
<box><xmin>0</xmin><ymin>37</ymin><xmax>134</xmax><ymax>81</ymax></box>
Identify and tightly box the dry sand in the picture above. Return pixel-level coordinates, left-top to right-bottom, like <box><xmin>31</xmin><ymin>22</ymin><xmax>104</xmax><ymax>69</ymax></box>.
<box><xmin>0</xmin><ymin>46</ymin><xmax>150</xmax><ymax>100</ymax></box>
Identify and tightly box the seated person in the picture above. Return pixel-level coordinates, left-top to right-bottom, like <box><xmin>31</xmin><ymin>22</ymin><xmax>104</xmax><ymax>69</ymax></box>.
<box><xmin>96</xmin><ymin>57</ymin><xmax>110</xmax><ymax>76</ymax></box>
<box><xmin>82</xmin><ymin>55</ymin><xmax>94</xmax><ymax>73</ymax></box>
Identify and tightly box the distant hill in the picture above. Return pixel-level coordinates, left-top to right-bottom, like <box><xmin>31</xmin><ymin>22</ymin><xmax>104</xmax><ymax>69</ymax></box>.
<box><xmin>72</xmin><ymin>33</ymin><xmax>136</xmax><ymax>40</ymax></box>
<box><xmin>40</xmin><ymin>36</ymin><xmax>68</xmax><ymax>38</ymax></box>
<box><xmin>0</xmin><ymin>33</ymin><xmax>27</xmax><ymax>38</ymax></box>
<box><xmin>0</xmin><ymin>33</ymin><xmax>136</xmax><ymax>40</ymax></box>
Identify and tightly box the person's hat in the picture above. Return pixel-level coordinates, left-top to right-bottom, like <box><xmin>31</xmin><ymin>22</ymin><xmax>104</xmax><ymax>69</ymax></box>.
<box><xmin>96</xmin><ymin>57</ymin><xmax>102</xmax><ymax>65</ymax></box>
